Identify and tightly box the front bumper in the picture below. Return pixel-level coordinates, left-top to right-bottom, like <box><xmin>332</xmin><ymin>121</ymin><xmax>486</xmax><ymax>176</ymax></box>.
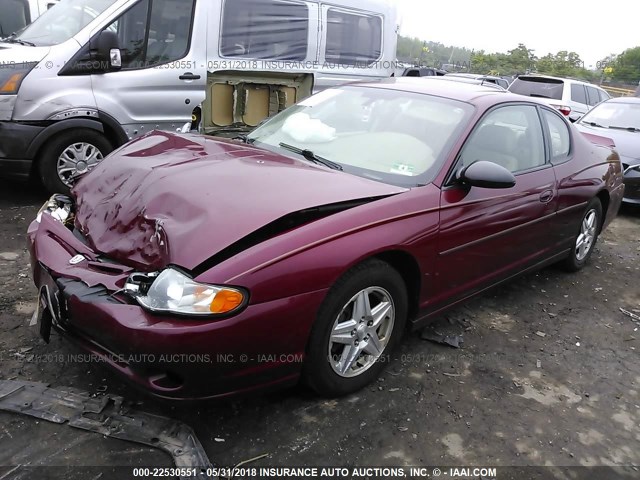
<box><xmin>622</xmin><ymin>166</ymin><xmax>640</xmax><ymax>204</ymax></box>
<box><xmin>0</xmin><ymin>120</ymin><xmax>45</xmax><ymax>179</ymax></box>
<box><xmin>28</xmin><ymin>211</ymin><xmax>326</xmax><ymax>400</ymax></box>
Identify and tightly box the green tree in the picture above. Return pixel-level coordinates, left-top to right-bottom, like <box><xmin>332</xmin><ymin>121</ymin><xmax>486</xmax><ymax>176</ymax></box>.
<box><xmin>611</xmin><ymin>47</ymin><xmax>640</xmax><ymax>83</ymax></box>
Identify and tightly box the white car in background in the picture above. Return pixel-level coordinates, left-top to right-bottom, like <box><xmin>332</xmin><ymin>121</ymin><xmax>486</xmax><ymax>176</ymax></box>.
<box><xmin>0</xmin><ymin>0</ymin><xmax>59</xmax><ymax>38</ymax></box>
<box><xmin>508</xmin><ymin>75</ymin><xmax>610</xmax><ymax>122</ymax></box>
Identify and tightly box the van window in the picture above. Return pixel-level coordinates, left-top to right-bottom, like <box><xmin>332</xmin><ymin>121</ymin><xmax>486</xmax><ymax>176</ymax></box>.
<box><xmin>325</xmin><ymin>9</ymin><xmax>382</xmax><ymax>66</ymax></box>
<box><xmin>220</xmin><ymin>0</ymin><xmax>309</xmax><ymax>60</ymax></box>
<box><xmin>105</xmin><ymin>0</ymin><xmax>195</xmax><ymax>69</ymax></box>
<box><xmin>14</xmin><ymin>0</ymin><xmax>116</xmax><ymax>46</ymax></box>
<box><xmin>0</xmin><ymin>0</ymin><xmax>30</xmax><ymax>37</ymax></box>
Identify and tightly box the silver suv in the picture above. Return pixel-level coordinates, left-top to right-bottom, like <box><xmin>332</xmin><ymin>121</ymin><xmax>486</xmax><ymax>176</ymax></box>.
<box><xmin>508</xmin><ymin>75</ymin><xmax>610</xmax><ymax>122</ymax></box>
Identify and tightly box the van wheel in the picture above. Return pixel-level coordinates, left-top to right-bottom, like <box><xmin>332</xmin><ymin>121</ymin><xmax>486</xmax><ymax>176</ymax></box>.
<box><xmin>38</xmin><ymin>129</ymin><xmax>113</xmax><ymax>194</ymax></box>
<box><xmin>302</xmin><ymin>259</ymin><xmax>408</xmax><ymax>397</ymax></box>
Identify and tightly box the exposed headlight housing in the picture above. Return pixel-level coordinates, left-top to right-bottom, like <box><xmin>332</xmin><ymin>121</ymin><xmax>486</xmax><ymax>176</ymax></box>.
<box><xmin>35</xmin><ymin>194</ymin><xmax>75</xmax><ymax>225</ymax></box>
<box><xmin>0</xmin><ymin>62</ymin><xmax>37</xmax><ymax>95</ymax></box>
<box><xmin>133</xmin><ymin>268</ymin><xmax>247</xmax><ymax>316</ymax></box>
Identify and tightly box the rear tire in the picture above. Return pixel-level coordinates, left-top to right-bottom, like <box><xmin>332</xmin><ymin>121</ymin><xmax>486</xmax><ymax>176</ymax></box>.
<box><xmin>38</xmin><ymin>129</ymin><xmax>113</xmax><ymax>194</ymax></box>
<box><xmin>561</xmin><ymin>198</ymin><xmax>602</xmax><ymax>272</ymax></box>
<box><xmin>302</xmin><ymin>259</ymin><xmax>408</xmax><ymax>397</ymax></box>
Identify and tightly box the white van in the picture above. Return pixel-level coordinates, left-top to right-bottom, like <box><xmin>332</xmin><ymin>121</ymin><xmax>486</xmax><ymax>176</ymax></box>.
<box><xmin>0</xmin><ymin>0</ymin><xmax>59</xmax><ymax>38</ymax></box>
<box><xmin>0</xmin><ymin>0</ymin><xmax>398</xmax><ymax>192</ymax></box>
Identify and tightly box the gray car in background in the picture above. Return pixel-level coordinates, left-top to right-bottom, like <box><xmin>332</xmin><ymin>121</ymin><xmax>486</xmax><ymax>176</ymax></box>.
<box><xmin>574</xmin><ymin>97</ymin><xmax>640</xmax><ymax>204</ymax></box>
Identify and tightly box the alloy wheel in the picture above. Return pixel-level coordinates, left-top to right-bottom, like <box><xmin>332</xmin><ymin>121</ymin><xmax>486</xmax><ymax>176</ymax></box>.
<box><xmin>328</xmin><ymin>286</ymin><xmax>395</xmax><ymax>378</ymax></box>
<box><xmin>575</xmin><ymin>209</ymin><xmax>597</xmax><ymax>261</ymax></box>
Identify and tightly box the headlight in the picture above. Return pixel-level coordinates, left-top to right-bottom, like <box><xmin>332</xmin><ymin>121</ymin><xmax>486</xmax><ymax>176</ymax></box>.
<box><xmin>0</xmin><ymin>62</ymin><xmax>37</xmax><ymax>95</ymax></box>
<box><xmin>136</xmin><ymin>268</ymin><xmax>246</xmax><ymax>316</ymax></box>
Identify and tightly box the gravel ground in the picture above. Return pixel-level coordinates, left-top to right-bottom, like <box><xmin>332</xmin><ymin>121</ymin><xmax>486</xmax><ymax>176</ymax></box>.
<box><xmin>0</xmin><ymin>179</ymin><xmax>638</xmax><ymax>478</ymax></box>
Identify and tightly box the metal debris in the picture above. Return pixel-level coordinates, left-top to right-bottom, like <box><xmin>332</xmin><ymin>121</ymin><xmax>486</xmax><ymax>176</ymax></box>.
<box><xmin>620</xmin><ymin>308</ymin><xmax>640</xmax><ymax>322</ymax></box>
<box><xmin>535</xmin><ymin>331</ymin><xmax>547</xmax><ymax>338</ymax></box>
<box><xmin>0</xmin><ymin>380</ymin><xmax>213</xmax><ymax>479</ymax></box>
<box><xmin>421</xmin><ymin>328</ymin><xmax>463</xmax><ymax>348</ymax></box>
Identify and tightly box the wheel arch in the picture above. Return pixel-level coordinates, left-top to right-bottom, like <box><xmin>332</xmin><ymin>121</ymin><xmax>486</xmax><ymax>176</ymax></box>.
<box><xmin>371</xmin><ymin>250</ymin><xmax>422</xmax><ymax>322</ymax></box>
<box><xmin>595</xmin><ymin>189</ymin><xmax>610</xmax><ymax>232</ymax></box>
<box><xmin>27</xmin><ymin>118</ymin><xmax>106</xmax><ymax>161</ymax></box>
<box><xmin>27</xmin><ymin>115</ymin><xmax>128</xmax><ymax>175</ymax></box>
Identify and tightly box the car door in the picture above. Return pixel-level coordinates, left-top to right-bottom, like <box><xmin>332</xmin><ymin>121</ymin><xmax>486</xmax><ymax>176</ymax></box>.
<box><xmin>433</xmin><ymin>104</ymin><xmax>558</xmax><ymax>305</ymax></box>
<box><xmin>90</xmin><ymin>0</ymin><xmax>206</xmax><ymax>137</ymax></box>
<box><xmin>569</xmin><ymin>83</ymin><xmax>589</xmax><ymax>121</ymax></box>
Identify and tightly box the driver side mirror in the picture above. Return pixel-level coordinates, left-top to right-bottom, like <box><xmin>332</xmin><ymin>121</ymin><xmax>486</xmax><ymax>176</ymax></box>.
<box><xmin>457</xmin><ymin>160</ymin><xmax>516</xmax><ymax>189</ymax></box>
<box><xmin>94</xmin><ymin>30</ymin><xmax>121</xmax><ymax>71</ymax></box>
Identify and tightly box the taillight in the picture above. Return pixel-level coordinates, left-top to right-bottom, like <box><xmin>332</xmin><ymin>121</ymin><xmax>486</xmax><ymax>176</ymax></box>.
<box><xmin>550</xmin><ymin>104</ymin><xmax>572</xmax><ymax>116</ymax></box>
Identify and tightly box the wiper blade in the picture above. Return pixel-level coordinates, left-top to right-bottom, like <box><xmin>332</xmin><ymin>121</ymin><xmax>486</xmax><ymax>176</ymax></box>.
<box><xmin>279</xmin><ymin>142</ymin><xmax>343</xmax><ymax>171</ymax></box>
<box><xmin>582</xmin><ymin>121</ymin><xmax>607</xmax><ymax>128</ymax></box>
<box><xmin>608</xmin><ymin>125</ymin><xmax>640</xmax><ymax>132</ymax></box>
<box><xmin>529</xmin><ymin>93</ymin><xmax>551</xmax><ymax>99</ymax></box>
<box><xmin>4</xmin><ymin>37</ymin><xmax>36</xmax><ymax>46</ymax></box>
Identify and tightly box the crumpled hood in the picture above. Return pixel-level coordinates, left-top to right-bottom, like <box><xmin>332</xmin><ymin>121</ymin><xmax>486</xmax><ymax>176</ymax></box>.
<box><xmin>73</xmin><ymin>131</ymin><xmax>406</xmax><ymax>271</ymax></box>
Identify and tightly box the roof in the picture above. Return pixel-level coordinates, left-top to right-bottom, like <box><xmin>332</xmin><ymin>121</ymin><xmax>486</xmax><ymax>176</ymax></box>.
<box><xmin>606</xmin><ymin>96</ymin><xmax>640</xmax><ymax>104</ymax></box>
<box><xmin>352</xmin><ymin>77</ymin><xmax>514</xmax><ymax>103</ymax></box>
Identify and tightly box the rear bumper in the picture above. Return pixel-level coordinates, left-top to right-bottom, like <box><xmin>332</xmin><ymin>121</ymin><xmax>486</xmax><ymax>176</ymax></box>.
<box><xmin>27</xmin><ymin>212</ymin><xmax>326</xmax><ymax>400</ymax></box>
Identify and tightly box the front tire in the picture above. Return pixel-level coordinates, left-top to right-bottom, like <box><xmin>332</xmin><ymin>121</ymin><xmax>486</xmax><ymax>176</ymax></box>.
<box><xmin>303</xmin><ymin>259</ymin><xmax>408</xmax><ymax>397</ymax></box>
<box><xmin>562</xmin><ymin>198</ymin><xmax>602</xmax><ymax>272</ymax></box>
<box><xmin>38</xmin><ymin>129</ymin><xmax>113</xmax><ymax>194</ymax></box>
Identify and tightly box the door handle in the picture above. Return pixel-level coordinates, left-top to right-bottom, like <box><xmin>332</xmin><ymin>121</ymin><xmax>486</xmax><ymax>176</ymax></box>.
<box><xmin>539</xmin><ymin>190</ymin><xmax>554</xmax><ymax>203</ymax></box>
<box><xmin>179</xmin><ymin>72</ymin><xmax>201</xmax><ymax>80</ymax></box>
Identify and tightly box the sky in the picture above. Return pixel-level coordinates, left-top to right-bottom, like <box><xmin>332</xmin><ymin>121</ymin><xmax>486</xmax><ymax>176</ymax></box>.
<box><xmin>393</xmin><ymin>0</ymin><xmax>639</xmax><ymax>69</ymax></box>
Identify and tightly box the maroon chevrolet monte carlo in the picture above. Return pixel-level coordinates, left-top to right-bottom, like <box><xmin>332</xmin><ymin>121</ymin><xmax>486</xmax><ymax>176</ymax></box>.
<box><xmin>27</xmin><ymin>78</ymin><xmax>624</xmax><ymax>400</ymax></box>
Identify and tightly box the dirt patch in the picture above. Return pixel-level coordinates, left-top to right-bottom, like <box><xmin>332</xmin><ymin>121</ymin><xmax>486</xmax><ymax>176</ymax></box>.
<box><xmin>0</xmin><ymin>179</ymin><xmax>639</xmax><ymax>472</ymax></box>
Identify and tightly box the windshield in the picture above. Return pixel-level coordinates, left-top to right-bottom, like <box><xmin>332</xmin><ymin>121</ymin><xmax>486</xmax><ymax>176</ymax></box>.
<box><xmin>580</xmin><ymin>101</ymin><xmax>640</xmax><ymax>130</ymax></box>
<box><xmin>14</xmin><ymin>0</ymin><xmax>117</xmax><ymax>46</ymax></box>
<box><xmin>247</xmin><ymin>86</ymin><xmax>474</xmax><ymax>188</ymax></box>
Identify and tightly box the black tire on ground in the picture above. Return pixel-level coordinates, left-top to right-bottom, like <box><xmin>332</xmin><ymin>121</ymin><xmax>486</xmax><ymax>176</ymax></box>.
<box><xmin>561</xmin><ymin>197</ymin><xmax>603</xmax><ymax>272</ymax></box>
<box><xmin>302</xmin><ymin>259</ymin><xmax>408</xmax><ymax>397</ymax></box>
<box><xmin>38</xmin><ymin>128</ymin><xmax>113</xmax><ymax>194</ymax></box>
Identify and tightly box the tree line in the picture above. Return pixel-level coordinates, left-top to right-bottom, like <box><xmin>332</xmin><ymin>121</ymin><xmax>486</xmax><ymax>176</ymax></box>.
<box><xmin>397</xmin><ymin>36</ymin><xmax>640</xmax><ymax>85</ymax></box>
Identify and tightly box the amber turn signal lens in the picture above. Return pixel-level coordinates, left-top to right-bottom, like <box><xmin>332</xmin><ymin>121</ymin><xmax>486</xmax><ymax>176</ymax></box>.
<box><xmin>210</xmin><ymin>289</ymin><xmax>244</xmax><ymax>314</ymax></box>
<box><xmin>0</xmin><ymin>73</ymin><xmax>26</xmax><ymax>93</ymax></box>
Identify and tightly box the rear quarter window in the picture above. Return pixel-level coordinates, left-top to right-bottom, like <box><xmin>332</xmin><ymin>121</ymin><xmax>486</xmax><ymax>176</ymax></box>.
<box><xmin>586</xmin><ymin>86</ymin><xmax>602</xmax><ymax>106</ymax></box>
<box><xmin>509</xmin><ymin>77</ymin><xmax>564</xmax><ymax>100</ymax></box>
<box><xmin>542</xmin><ymin>110</ymin><xmax>571</xmax><ymax>161</ymax></box>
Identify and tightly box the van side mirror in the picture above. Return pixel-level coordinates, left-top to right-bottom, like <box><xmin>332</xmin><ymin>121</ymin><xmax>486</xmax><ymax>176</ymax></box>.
<box><xmin>458</xmin><ymin>160</ymin><xmax>516</xmax><ymax>189</ymax></box>
<box><xmin>95</xmin><ymin>30</ymin><xmax>121</xmax><ymax>71</ymax></box>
